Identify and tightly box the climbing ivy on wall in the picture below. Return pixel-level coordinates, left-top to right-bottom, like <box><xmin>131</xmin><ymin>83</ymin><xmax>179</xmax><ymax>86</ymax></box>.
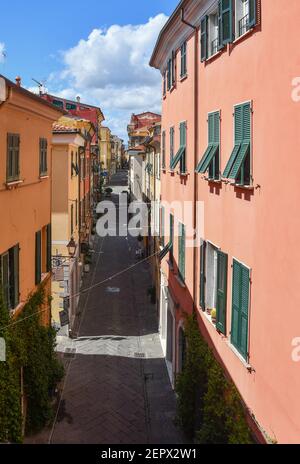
<box><xmin>175</xmin><ymin>314</ymin><xmax>254</xmax><ymax>444</ymax></box>
<box><xmin>0</xmin><ymin>286</ymin><xmax>64</xmax><ymax>443</ymax></box>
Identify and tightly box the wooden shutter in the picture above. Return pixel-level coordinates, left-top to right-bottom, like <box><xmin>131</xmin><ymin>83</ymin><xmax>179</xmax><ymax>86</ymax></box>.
<box><xmin>46</xmin><ymin>224</ymin><xmax>52</xmax><ymax>273</ymax></box>
<box><xmin>213</xmin><ymin>112</ymin><xmax>220</xmax><ymax>143</ymax></box>
<box><xmin>248</xmin><ymin>0</ymin><xmax>257</xmax><ymax>28</ymax></box>
<box><xmin>208</xmin><ymin>114</ymin><xmax>214</xmax><ymax>144</ymax></box>
<box><xmin>172</xmin><ymin>50</ymin><xmax>176</xmax><ymax>86</ymax></box>
<box><xmin>179</xmin><ymin>223</ymin><xmax>185</xmax><ymax>280</ymax></box>
<box><xmin>7</xmin><ymin>134</ymin><xmax>14</xmax><ymax>180</ymax></box>
<box><xmin>1</xmin><ymin>253</ymin><xmax>9</xmax><ymax>308</ymax></box>
<box><xmin>200</xmin><ymin>16</ymin><xmax>208</xmax><ymax>62</ymax></box>
<box><xmin>231</xmin><ymin>259</ymin><xmax>250</xmax><ymax>359</ymax></box>
<box><xmin>161</xmin><ymin>206</ymin><xmax>165</xmax><ymax>247</ymax></box>
<box><xmin>240</xmin><ymin>264</ymin><xmax>250</xmax><ymax>359</ymax></box>
<box><xmin>200</xmin><ymin>241</ymin><xmax>206</xmax><ymax>310</ymax></box>
<box><xmin>242</xmin><ymin>103</ymin><xmax>251</xmax><ymax>142</ymax></box>
<box><xmin>12</xmin><ymin>245</ymin><xmax>20</xmax><ymax>309</ymax></box>
<box><xmin>216</xmin><ymin>251</ymin><xmax>228</xmax><ymax>334</ymax></box>
<box><xmin>218</xmin><ymin>0</ymin><xmax>233</xmax><ymax>47</ymax></box>
<box><xmin>35</xmin><ymin>231</ymin><xmax>42</xmax><ymax>285</ymax></box>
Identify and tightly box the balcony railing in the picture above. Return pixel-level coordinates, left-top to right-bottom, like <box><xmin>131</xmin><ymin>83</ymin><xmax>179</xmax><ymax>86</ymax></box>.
<box><xmin>211</xmin><ymin>38</ymin><xmax>218</xmax><ymax>56</ymax></box>
<box><xmin>238</xmin><ymin>14</ymin><xmax>250</xmax><ymax>37</ymax></box>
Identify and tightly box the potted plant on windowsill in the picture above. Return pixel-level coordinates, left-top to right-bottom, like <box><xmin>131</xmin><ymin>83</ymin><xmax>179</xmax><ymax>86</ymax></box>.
<box><xmin>206</xmin><ymin>307</ymin><xmax>212</xmax><ymax>316</ymax></box>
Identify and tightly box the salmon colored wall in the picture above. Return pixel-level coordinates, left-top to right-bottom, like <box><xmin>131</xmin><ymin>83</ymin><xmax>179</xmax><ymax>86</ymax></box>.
<box><xmin>161</xmin><ymin>32</ymin><xmax>196</xmax><ymax>315</ymax></box>
<box><xmin>0</xmin><ymin>89</ymin><xmax>61</xmax><ymax>309</ymax></box>
<box><xmin>195</xmin><ymin>0</ymin><xmax>300</xmax><ymax>444</ymax></box>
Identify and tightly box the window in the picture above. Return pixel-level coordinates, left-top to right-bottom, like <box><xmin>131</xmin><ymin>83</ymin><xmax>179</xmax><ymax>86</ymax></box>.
<box><xmin>52</xmin><ymin>99</ymin><xmax>64</xmax><ymax>109</ymax></box>
<box><xmin>231</xmin><ymin>259</ymin><xmax>250</xmax><ymax>360</ymax></box>
<box><xmin>196</xmin><ymin>111</ymin><xmax>220</xmax><ymax>180</ymax></box>
<box><xmin>170</xmin><ymin>122</ymin><xmax>186</xmax><ymax>174</ymax></box>
<box><xmin>180</xmin><ymin>42</ymin><xmax>187</xmax><ymax>77</ymax></box>
<box><xmin>160</xmin><ymin>206</ymin><xmax>165</xmax><ymax>247</ymax></box>
<box><xmin>167</xmin><ymin>59</ymin><xmax>172</xmax><ymax>91</ymax></box>
<box><xmin>71</xmin><ymin>204</ymin><xmax>74</xmax><ymax>236</ymax></box>
<box><xmin>163</xmin><ymin>71</ymin><xmax>166</xmax><ymax>96</ymax></box>
<box><xmin>172</xmin><ymin>50</ymin><xmax>176</xmax><ymax>87</ymax></box>
<box><xmin>223</xmin><ymin>102</ymin><xmax>251</xmax><ymax>185</ymax></box>
<box><xmin>235</xmin><ymin>0</ymin><xmax>257</xmax><ymax>38</ymax></box>
<box><xmin>39</xmin><ymin>138</ymin><xmax>48</xmax><ymax>176</ymax></box>
<box><xmin>178</xmin><ymin>223</ymin><xmax>185</xmax><ymax>281</ymax></box>
<box><xmin>46</xmin><ymin>224</ymin><xmax>51</xmax><ymax>273</ymax></box>
<box><xmin>75</xmin><ymin>200</ymin><xmax>78</xmax><ymax>226</ymax></box>
<box><xmin>169</xmin><ymin>127</ymin><xmax>174</xmax><ymax>167</ymax></box>
<box><xmin>199</xmin><ymin>240</ymin><xmax>228</xmax><ymax>335</ymax></box>
<box><xmin>201</xmin><ymin>0</ymin><xmax>233</xmax><ymax>61</ymax></box>
<box><xmin>7</xmin><ymin>133</ymin><xmax>20</xmax><ymax>182</ymax></box>
<box><xmin>169</xmin><ymin>214</ymin><xmax>174</xmax><ymax>264</ymax></box>
<box><xmin>66</xmin><ymin>102</ymin><xmax>77</xmax><ymax>111</ymax></box>
<box><xmin>71</xmin><ymin>151</ymin><xmax>79</xmax><ymax>177</ymax></box>
<box><xmin>0</xmin><ymin>245</ymin><xmax>19</xmax><ymax>310</ymax></box>
<box><xmin>162</xmin><ymin>131</ymin><xmax>166</xmax><ymax>170</ymax></box>
<box><xmin>35</xmin><ymin>231</ymin><xmax>42</xmax><ymax>285</ymax></box>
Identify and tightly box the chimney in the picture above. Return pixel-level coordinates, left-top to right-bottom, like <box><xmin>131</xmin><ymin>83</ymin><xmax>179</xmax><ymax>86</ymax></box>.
<box><xmin>76</xmin><ymin>95</ymin><xmax>80</xmax><ymax>103</ymax></box>
<box><xmin>15</xmin><ymin>76</ymin><xmax>21</xmax><ymax>87</ymax></box>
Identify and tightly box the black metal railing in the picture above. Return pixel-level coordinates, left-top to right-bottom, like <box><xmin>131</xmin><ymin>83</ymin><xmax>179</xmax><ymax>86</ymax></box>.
<box><xmin>211</xmin><ymin>38</ymin><xmax>218</xmax><ymax>56</ymax></box>
<box><xmin>239</xmin><ymin>14</ymin><xmax>250</xmax><ymax>37</ymax></box>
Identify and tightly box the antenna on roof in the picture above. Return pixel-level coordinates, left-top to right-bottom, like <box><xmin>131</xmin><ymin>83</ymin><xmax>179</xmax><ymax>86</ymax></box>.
<box><xmin>32</xmin><ymin>77</ymin><xmax>46</xmax><ymax>95</ymax></box>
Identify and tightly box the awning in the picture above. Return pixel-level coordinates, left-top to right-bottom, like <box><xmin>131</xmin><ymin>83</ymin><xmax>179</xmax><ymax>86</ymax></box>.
<box><xmin>159</xmin><ymin>241</ymin><xmax>172</xmax><ymax>260</ymax></box>
<box><xmin>170</xmin><ymin>146</ymin><xmax>185</xmax><ymax>170</ymax></box>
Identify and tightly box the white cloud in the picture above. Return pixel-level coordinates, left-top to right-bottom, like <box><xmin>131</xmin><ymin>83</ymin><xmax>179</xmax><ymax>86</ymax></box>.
<box><xmin>48</xmin><ymin>14</ymin><xmax>167</xmax><ymax>141</ymax></box>
<box><xmin>0</xmin><ymin>43</ymin><xmax>6</xmax><ymax>63</ymax></box>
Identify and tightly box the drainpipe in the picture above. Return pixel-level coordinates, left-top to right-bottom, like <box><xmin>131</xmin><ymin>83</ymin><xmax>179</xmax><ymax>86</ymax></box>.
<box><xmin>180</xmin><ymin>8</ymin><xmax>198</xmax><ymax>312</ymax></box>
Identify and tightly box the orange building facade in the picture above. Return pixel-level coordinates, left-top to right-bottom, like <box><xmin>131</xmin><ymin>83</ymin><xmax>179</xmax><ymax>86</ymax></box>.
<box><xmin>151</xmin><ymin>0</ymin><xmax>300</xmax><ymax>444</ymax></box>
<box><xmin>0</xmin><ymin>75</ymin><xmax>63</xmax><ymax>323</ymax></box>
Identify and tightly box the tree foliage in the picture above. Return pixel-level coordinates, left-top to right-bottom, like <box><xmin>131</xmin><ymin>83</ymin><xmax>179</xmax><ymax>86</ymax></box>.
<box><xmin>0</xmin><ymin>287</ymin><xmax>64</xmax><ymax>442</ymax></box>
<box><xmin>175</xmin><ymin>314</ymin><xmax>254</xmax><ymax>444</ymax></box>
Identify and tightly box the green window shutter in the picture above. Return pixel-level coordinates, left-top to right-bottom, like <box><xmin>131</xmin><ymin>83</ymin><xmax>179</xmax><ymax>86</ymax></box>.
<box><xmin>15</xmin><ymin>135</ymin><xmax>20</xmax><ymax>178</ymax></box>
<box><xmin>231</xmin><ymin>260</ymin><xmax>250</xmax><ymax>360</ymax></box>
<box><xmin>235</xmin><ymin>105</ymin><xmax>243</xmax><ymax>143</ymax></box>
<box><xmin>216</xmin><ymin>251</ymin><xmax>228</xmax><ymax>334</ymax></box>
<box><xmin>12</xmin><ymin>245</ymin><xmax>20</xmax><ymax>309</ymax></box>
<box><xmin>240</xmin><ymin>264</ymin><xmax>250</xmax><ymax>359</ymax></box>
<box><xmin>46</xmin><ymin>224</ymin><xmax>52</xmax><ymax>273</ymax></box>
<box><xmin>213</xmin><ymin>112</ymin><xmax>220</xmax><ymax>143</ymax></box>
<box><xmin>200</xmin><ymin>16</ymin><xmax>208</xmax><ymax>62</ymax></box>
<box><xmin>178</xmin><ymin>223</ymin><xmax>185</xmax><ymax>280</ymax></box>
<box><xmin>35</xmin><ymin>231</ymin><xmax>42</xmax><ymax>285</ymax></box>
<box><xmin>172</xmin><ymin>51</ymin><xmax>176</xmax><ymax>85</ymax></box>
<box><xmin>208</xmin><ymin>113</ymin><xmax>214</xmax><ymax>144</ymax></box>
<box><xmin>7</xmin><ymin>134</ymin><xmax>13</xmax><ymax>180</ymax></box>
<box><xmin>161</xmin><ymin>206</ymin><xmax>165</xmax><ymax>247</ymax></box>
<box><xmin>248</xmin><ymin>0</ymin><xmax>257</xmax><ymax>28</ymax></box>
<box><xmin>170</xmin><ymin>127</ymin><xmax>174</xmax><ymax>166</ymax></box>
<box><xmin>162</xmin><ymin>131</ymin><xmax>166</xmax><ymax>169</ymax></box>
<box><xmin>200</xmin><ymin>241</ymin><xmax>206</xmax><ymax>310</ymax></box>
<box><xmin>170</xmin><ymin>214</ymin><xmax>174</xmax><ymax>246</ymax></box>
<box><xmin>167</xmin><ymin>59</ymin><xmax>172</xmax><ymax>90</ymax></box>
<box><xmin>242</xmin><ymin>103</ymin><xmax>251</xmax><ymax>142</ymax></box>
<box><xmin>218</xmin><ymin>0</ymin><xmax>233</xmax><ymax>47</ymax></box>
<box><xmin>1</xmin><ymin>253</ymin><xmax>10</xmax><ymax>309</ymax></box>
<box><xmin>228</xmin><ymin>142</ymin><xmax>250</xmax><ymax>180</ymax></box>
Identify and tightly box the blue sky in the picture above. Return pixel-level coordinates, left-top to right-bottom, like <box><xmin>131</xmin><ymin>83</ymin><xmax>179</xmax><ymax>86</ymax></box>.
<box><xmin>0</xmin><ymin>0</ymin><xmax>178</xmax><ymax>140</ymax></box>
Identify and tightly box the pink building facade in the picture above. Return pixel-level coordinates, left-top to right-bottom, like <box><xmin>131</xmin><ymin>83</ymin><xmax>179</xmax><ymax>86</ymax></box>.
<box><xmin>151</xmin><ymin>0</ymin><xmax>300</xmax><ymax>444</ymax></box>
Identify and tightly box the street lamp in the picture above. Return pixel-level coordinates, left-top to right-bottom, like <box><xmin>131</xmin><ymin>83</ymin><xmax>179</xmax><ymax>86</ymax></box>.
<box><xmin>67</xmin><ymin>237</ymin><xmax>77</xmax><ymax>257</ymax></box>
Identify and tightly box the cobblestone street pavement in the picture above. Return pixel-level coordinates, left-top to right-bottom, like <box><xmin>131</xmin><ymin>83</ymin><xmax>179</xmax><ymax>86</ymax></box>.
<box><xmin>47</xmin><ymin>171</ymin><xmax>185</xmax><ymax>444</ymax></box>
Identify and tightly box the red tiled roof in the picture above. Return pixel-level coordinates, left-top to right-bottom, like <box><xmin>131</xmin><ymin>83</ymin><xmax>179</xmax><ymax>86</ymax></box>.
<box><xmin>52</xmin><ymin>123</ymin><xmax>80</xmax><ymax>134</ymax></box>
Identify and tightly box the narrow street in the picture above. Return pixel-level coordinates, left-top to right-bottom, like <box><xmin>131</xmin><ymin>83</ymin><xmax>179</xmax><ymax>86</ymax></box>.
<box><xmin>48</xmin><ymin>171</ymin><xmax>184</xmax><ymax>444</ymax></box>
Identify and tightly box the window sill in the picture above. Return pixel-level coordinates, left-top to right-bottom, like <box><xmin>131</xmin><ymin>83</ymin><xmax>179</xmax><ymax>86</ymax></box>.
<box><xmin>177</xmin><ymin>171</ymin><xmax>189</xmax><ymax>178</ymax></box>
<box><xmin>203</xmin><ymin>310</ymin><xmax>217</xmax><ymax>328</ymax></box>
<box><xmin>168</xmin><ymin>169</ymin><xmax>175</xmax><ymax>175</ymax></box>
<box><xmin>203</xmin><ymin>177</ymin><xmax>222</xmax><ymax>184</ymax></box>
<box><xmin>39</xmin><ymin>174</ymin><xmax>49</xmax><ymax>180</ymax></box>
<box><xmin>205</xmin><ymin>49</ymin><xmax>223</xmax><ymax>63</ymax></box>
<box><xmin>233</xmin><ymin>28</ymin><xmax>254</xmax><ymax>45</ymax></box>
<box><xmin>226</xmin><ymin>340</ymin><xmax>254</xmax><ymax>372</ymax></box>
<box><xmin>180</xmin><ymin>74</ymin><xmax>188</xmax><ymax>82</ymax></box>
<box><xmin>232</xmin><ymin>183</ymin><xmax>254</xmax><ymax>191</ymax></box>
<box><xmin>170</xmin><ymin>84</ymin><xmax>176</xmax><ymax>93</ymax></box>
<box><xmin>5</xmin><ymin>179</ymin><xmax>24</xmax><ymax>189</ymax></box>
